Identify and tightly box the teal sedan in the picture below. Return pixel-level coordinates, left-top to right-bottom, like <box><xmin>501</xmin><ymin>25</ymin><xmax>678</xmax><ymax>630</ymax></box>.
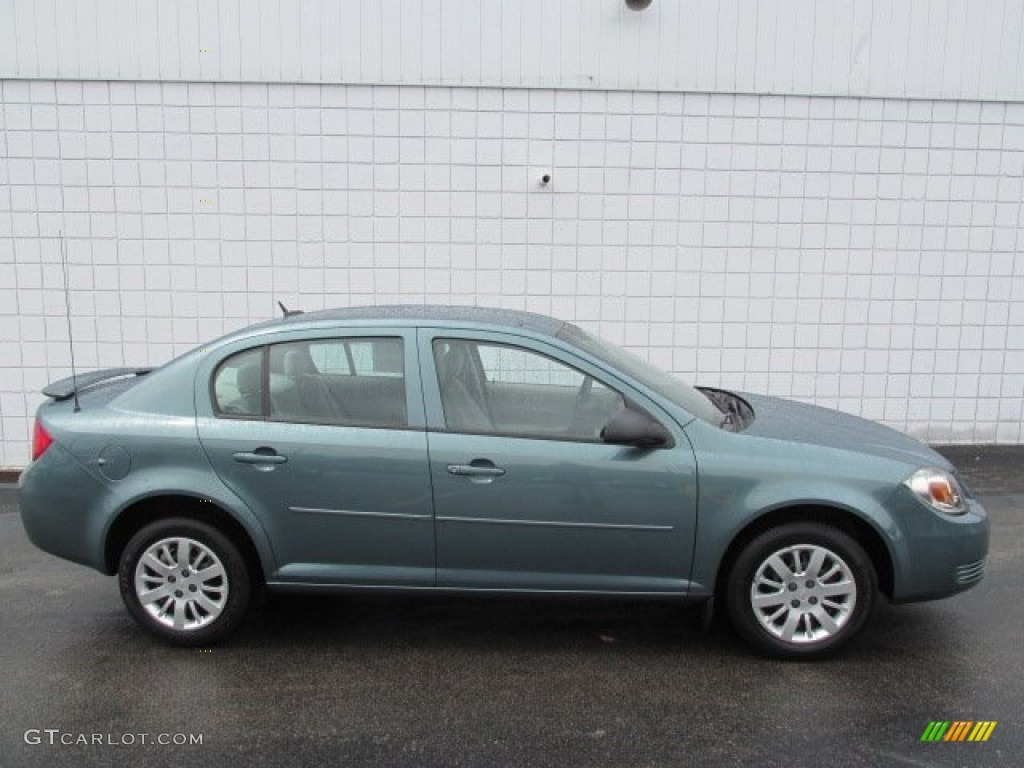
<box><xmin>19</xmin><ymin>306</ymin><xmax>989</xmax><ymax>658</ymax></box>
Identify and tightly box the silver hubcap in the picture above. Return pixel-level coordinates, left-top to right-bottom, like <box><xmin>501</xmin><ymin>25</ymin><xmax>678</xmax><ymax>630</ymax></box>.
<box><xmin>750</xmin><ymin>544</ymin><xmax>857</xmax><ymax>644</ymax></box>
<box><xmin>134</xmin><ymin>537</ymin><xmax>229</xmax><ymax>632</ymax></box>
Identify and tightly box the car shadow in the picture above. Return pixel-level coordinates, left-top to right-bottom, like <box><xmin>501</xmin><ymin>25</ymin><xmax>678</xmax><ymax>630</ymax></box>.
<box><xmin>222</xmin><ymin>591</ymin><xmax>968</xmax><ymax>665</ymax></box>
<box><xmin>220</xmin><ymin>593</ymin><xmax>962</xmax><ymax>663</ymax></box>
<box><xmin>234</xmin><ymin>592</ymin><xmax>741</xmax><ymax>657</ymax></box>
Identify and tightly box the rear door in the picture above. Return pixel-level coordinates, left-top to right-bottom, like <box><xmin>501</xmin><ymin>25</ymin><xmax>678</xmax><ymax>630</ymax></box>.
<box><xmin>195</xmin><ymin>328</ymin><xmax>435</xmax><ymax>587</ymax></box>
<box><xmin>419</xmin><ymin>328</ymin><xmax>699</xmax><ymax>594</ymax></box>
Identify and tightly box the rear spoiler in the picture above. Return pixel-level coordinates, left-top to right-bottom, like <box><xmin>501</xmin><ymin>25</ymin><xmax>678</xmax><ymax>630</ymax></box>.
<box><xmin>42</xmin><ymin>367</ymin><xmax>153</xmax><ymax>400</ymax></box>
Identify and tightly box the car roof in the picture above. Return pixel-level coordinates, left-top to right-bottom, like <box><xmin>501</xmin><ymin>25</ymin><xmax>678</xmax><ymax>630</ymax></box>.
<box><xmin>237</xmin><ymin>304</ymin><xmax>568</xmax><ymax>339</ymax></box>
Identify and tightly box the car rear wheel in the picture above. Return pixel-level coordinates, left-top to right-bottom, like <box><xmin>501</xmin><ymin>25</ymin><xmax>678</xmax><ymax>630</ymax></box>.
<box><xmin>118</xmin><ymin>518</ymin><xmax>251</xmax><ymax>645</ymax></box>
<box><xmin>725</xmin><ymin>522</ymin><xmax>876</xmax><ymax>659</ymax></box>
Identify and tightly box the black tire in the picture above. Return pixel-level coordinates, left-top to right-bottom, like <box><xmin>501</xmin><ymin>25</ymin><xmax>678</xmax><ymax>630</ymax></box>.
<box><xmin>725</xmin><ymin>522</ymin><xmax>877</xmax><ymax>660</ymax></box>
<box><xmin>118</xmin><ymin>517</ymin><xmax>252</xmax><ymax>646</ymax></box>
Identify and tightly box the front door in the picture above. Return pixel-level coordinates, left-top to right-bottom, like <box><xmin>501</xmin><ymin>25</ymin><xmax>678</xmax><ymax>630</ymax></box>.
<box><xmin>195</xmin><ymin>329</ymin><xmax>435</xmax><ymax>587</ymax></box>
<box><xmin>419</xmin><ymin>329</ymin><xmax>699</xmax><ymax>594</ymax></box>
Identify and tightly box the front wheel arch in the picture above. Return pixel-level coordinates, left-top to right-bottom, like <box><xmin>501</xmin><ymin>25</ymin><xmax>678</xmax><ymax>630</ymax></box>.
<box><xmin>714</xmin><ymin>504</ymin><xmax>895</xmax><ymax>603</ymax></box>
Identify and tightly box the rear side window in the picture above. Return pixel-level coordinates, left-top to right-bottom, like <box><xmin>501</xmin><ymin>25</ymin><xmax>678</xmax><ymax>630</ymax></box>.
<box><xmin>213</xmin><ymin>348</ymin><xmax>264</xmax><ymax>417</ymax></box>
<box><xmin>269</xmin><ymin>337</ymin><xmax>407</xmax><ymax>427</ymax></box>
<box><xmin>308</xmin><ymin>339</ymin><xmax>404</xmax><ymax>377</ymax></box>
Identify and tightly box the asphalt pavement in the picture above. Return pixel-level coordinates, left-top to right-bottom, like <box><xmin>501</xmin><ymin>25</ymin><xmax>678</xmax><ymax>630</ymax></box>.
<box><xmin>0</xmin><ymin>446</ymin><xmax>1020</xmax><ymax>767</ymax></box>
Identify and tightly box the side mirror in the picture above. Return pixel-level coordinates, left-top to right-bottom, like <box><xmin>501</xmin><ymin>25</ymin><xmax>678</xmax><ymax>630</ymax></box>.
<box><xmin>600</xmin><ymin>408</ymin><xmax>670</xmax><ymax>448</ymax></box>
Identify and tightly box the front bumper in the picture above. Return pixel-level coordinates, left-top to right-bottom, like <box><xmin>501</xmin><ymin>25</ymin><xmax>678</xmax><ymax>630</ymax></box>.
<box><xmin>888</xmin><ymin>488</ymin><xmax>990</xmax><ymax>603</ymax></box>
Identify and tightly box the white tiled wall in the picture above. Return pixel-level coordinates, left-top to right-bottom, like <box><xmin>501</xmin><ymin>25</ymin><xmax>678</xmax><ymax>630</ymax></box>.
<box><xmin>4</xmin><ymin>0</ymin><xmax>1024</xmax><ymax>103</ymax></box>
<box><xmin>2</xmin><ymin>78</ymin><xmax>1023</xmax><ymax>466</ymax></box>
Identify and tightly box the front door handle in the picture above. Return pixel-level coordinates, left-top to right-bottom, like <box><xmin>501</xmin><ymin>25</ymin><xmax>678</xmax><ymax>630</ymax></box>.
<box><xmin>447</xmin><ymin>462</ymin><xmax>506</xmax><ymax>478</ymax></box>
<box><xmin>233</xmin><ymin>449</ymin><xmax>288</xmax><ymax>467</ymax></box>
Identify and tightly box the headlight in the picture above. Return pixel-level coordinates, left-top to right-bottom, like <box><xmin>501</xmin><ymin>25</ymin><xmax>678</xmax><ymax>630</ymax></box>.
<box><xmin>903</xmin><ymin>468</ymin><xmax>967</xmax><ymax>515</ymax></box>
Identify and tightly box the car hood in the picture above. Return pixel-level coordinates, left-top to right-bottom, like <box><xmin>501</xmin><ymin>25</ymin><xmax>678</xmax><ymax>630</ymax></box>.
<box><xmin>738</xmin><ymin>393</ymin><xmax>952</xmax><ymax>471</ymax></box>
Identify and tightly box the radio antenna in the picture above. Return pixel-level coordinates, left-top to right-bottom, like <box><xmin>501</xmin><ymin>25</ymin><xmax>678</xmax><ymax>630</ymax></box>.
<box><xmin>59</xmin><ymin>232</ymin><xmax>81</xmax><ymax>413</ymax></box>
<box><xmin>277</xmin><ymin>300</ymin><xmax>303</xmax><ymax>317</ymax></box>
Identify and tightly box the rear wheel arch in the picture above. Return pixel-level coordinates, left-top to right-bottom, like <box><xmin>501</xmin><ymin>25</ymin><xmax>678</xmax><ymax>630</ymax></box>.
<box><xmin>104</xmin><ymin>494</ymin><xmax>265</xmax><ymax>590</ymax></box>
<box><xmin>714</xmin><ymin>504</ymin><xmax>895</xmax><ymax>602</ymax></box>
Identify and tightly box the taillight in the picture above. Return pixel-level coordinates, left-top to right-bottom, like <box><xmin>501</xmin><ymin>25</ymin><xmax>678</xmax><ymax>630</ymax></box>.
<box><xmin>32</xmin><ymin>418</ymin><xmax>54</xmax><ymax>461</ymax></box>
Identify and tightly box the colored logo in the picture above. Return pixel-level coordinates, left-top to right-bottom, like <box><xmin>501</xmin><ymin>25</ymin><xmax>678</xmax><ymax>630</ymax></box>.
<box><xmin>921</xmin><ymin>721</ymin><xmax>997</xmax><ymax>742</ymax></box>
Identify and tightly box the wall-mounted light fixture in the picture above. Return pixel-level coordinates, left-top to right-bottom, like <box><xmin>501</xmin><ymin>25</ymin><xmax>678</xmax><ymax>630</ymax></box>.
<box><xmin>625</xmin><ymin>0</ymin><xmax>653</xmax><ymax>10</ymax></box>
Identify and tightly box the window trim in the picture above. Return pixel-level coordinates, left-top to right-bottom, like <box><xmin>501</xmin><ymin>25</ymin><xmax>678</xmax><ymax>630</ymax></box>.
<box><xmin>263</xmin><ymin>413</ymin><xmax>422</xmax><ymax>432</ymax></box>
<box><xmin>260</xmin><ymin>345</ymin><xmax>271</xmax><ymax>417</ymax></box>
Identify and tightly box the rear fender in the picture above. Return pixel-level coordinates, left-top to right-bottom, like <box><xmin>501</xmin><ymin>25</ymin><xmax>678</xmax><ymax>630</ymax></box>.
<box><xmin>98</xmin><ymin>468</ymin><xmax>278</xmax><ymax>576</ymax></box>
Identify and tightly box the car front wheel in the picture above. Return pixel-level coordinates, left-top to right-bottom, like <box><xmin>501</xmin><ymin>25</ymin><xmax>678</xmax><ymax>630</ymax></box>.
<box><xmin>118</xmin><ymin>518</ymin><xmax>251</xmax><ymax>645</ymax></box>
<box><xmin>725</xmin><ymin>522</ymin><xmax>877</xmax><ymax>659</ymax></box>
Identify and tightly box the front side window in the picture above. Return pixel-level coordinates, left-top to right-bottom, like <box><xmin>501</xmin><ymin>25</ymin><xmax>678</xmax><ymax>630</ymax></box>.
<box><xmin>557</xmin><ymin>322</ymin><xmax>723</xmax><ymax>425</ymax></box>
<box><xmin>213</xmin><ymin>347</ymin><xmax>264</xmax><ymax>417</ymax></box>
<box><xmin>269</xmin><ymin>337</ymin><xmax>407</xmax><ymax>427</ymax></box>
<box><xmin>433</xmin><ymin>339</ymin><xmax>625</xmax><ymax>440</ymax></box>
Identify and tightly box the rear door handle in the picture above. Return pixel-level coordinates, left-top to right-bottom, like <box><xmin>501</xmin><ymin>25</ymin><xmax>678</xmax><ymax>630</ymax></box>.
<box><xmin>233</xmin><ymin>450</ymin><xmax>287</xmax><ymax>466</ymax></box>
<box><xmin>447</xmin><ymin>463</ymin><xmax>505</xmax><ymax>477</ymax></box>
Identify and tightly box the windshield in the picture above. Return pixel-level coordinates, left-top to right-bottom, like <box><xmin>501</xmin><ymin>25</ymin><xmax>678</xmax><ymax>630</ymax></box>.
<box><xmin>557</xmin><ymin>324</ymin><xmax>723</xmax><ymax>425</ymax></box>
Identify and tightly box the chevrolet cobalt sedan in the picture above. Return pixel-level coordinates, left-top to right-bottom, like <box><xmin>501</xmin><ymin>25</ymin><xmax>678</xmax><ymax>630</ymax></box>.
<box><xmin>19</xmin><ymin>306</ymin><xmax>989</xmax><ymax>658</ymax></box>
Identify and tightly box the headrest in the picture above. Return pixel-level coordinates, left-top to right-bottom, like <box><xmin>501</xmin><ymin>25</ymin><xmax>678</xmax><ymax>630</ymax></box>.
<box><xmin>236</xmin><ymin>363</ymin><xmax>261</xmax><ymax>395</ymax></box>
<box><xmin>283</xmin><ymin>349</ymin><xmax>318</xmax><ymax>377</ymax></box>
<box><xmin>439</xmin><ymin>343</ymin><xmax>474</xmax><ymax>382</ymax></box>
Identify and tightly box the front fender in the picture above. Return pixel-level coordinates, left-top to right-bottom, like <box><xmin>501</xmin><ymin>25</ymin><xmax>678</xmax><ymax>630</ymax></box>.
<box><xmin>690</xmin><ymin>475</ymin><xmax>906</xmax><ymax>594</ymax></box>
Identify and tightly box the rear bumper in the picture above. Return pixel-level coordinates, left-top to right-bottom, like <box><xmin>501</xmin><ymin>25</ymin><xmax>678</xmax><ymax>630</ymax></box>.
<box><xmin>889</xmin><ymin>492</ymin><xmax>990</xmax><ymax>603</ymax></box>
<box><xmin>18</xmin><ymin>443</ymin><xmax>110</xmax><ymax>573</ymax></box>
